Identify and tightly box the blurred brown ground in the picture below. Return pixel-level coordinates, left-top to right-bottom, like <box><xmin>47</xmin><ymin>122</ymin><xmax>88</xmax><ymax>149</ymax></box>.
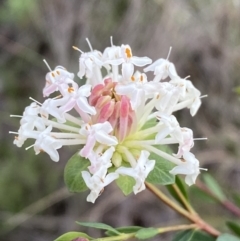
<box><xmin>1</xmin><ymin>0</ymin><xmax>240</xmax><ymax>240</ymax></box>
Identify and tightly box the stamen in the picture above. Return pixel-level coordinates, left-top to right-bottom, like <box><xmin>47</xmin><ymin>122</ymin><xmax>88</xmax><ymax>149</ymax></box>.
<box><xmin>10</xmin><ymin>115</ymin><xmax>22</xmax><ymax>118</ymax></box>
<box><xmin>86</xmin><ymin>38</ymin><xmax>93</xmax><ymax>51</ymax></box>
<box><xmin>200</xmin><ymin>95</ymin><xmax>208</xmax><ymax>99</ymax></box>
<box><xmin>166</xmin><ymin>46</ymin><xmax>172</xmax><ymax>60</ymax></box>
<box><xmin>43</xmin><ymin>59</ymin><xmax>52</xmax><ymax>71</ymax></box>
<box><xmin>72</xmin><ymin>46</ymin><xmax>84</xmax><ymax>54</ymax></box>
<box><xmin>9</xmin><ymin>131</ymin><xmax>19</xmax><ymax>134</ymax></box>
<box><xmin>184</xmin><ymin>75</ymin><xmax>191</xmax><ymax>79</ymax></box>
<box><xmin>200</xmin><ymin>167</ymin><xmax>208</xmax><ymax>171</ymax></box>
<box><xmin>25</xmin><ymin>144</ymin><xmax>35</xmax><ymax>150</ymax></box>
<box><xmin>29</xmin><ymin>97</ymin><xmax>42</xmax><ymax>105</ymax></box>
<box><xmin>110</xmin><ymin>36</ymin><xmax>113</xmax><ymax>46</ymax></box>
<box><xmin>194</xmin><ymin>137</ymin><xmax>208</xmax><ymax>141</ymax></box>
<box><xmin>53</xmin><ymin>95</ymin><xmax>62</xmax><ymax>100</ymax></box>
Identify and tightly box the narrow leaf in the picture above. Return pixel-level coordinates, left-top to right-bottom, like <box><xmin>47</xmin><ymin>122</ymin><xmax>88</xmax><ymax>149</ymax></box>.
<box><xmin>54</xmin><ymin>232</ymin><xmax>92</xmax><ymax>241</ymax></box>
<box><xmin>172</xmin><ymin>230</ymin><xmax>215</xmax><ymax>241</ymax></box>
<box><xmin>64</xmin><ymin>152</ymin><xmax>90</xmax><ymax>193</ymax></box>
<box><xmin>135</xmin><ymin>228</ymin><xmax>159</xmax><ymax>239</ymax></box>
<box><xmin>166</xmin><ymin>176</ymin><xmax>188</xmax><ymax>207</ymax></box>
<box><xmin>217</xmin><ymin>233</ymin><xmax>240</xmax><ymax>241</ymax></box>
<box><xmin>203</xmin><ymin>174</ymin><xmax>226</xmax><ymax>202</ymax></box>
<box><xmin>116</xmin><ymin>175</ymin><xmax>135</xmax><ymax>196</ymax></box>
<box><xmin>76</xmin><ymin>222</ymin><xmax>120</xmax><ymax>235</ymax></box>
<box><xmin>226</xmin><ymin>221</ymin><xmax>240</xmax><ymax>237</ymax></box>
<box><xmin>105</xmin><ymin>226</ymin><xmax>142</xmax><ymax>236</ymax></box>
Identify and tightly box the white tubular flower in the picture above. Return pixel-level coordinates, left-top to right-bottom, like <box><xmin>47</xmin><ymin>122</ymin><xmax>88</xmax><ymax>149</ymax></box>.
<box><xmin>34</xmin><ymin>126</ymin><xmax>63</xmax><ymax>162</ymax></box>
<box><xmin>88</xmin><ymin>146</ymin><xmax>115</xmax><ymax>174</ymax></box>
<box><xmin>144</xmin><ymin>56</ymin><xmax>178</xmax><ymax>82</ymax></box>
<box><xmin>169</xmin><ymin>152</ymin><xmax>200</xmax><ymax>186</ymax></box>
<box><xmin>154</xmin><ymin>82</ymin><xmax>180</xmax><ymax>114</ymax></box>
<box><xmin>155</xmin><ymin>113</ymin><xmax>182</xmax><ymax>143</ymax></box>
<box><xmin>82</xmin><ymin>166</ymin><xmax>119</xmax><ymax>203</ymax></box>
<box><xmin>59</xmin><ymin>84</ymin><xmax>96</xmax><ymax>116</ymax></box>
<box><xmin>184</xmin><ymin>80</ymin><xmax>201</xmax><ymax>116</ymax></box>
<box><xmin>77</xmin><ymin>50</ymin><xmax>103</xmax><ymax>87</ymax></box>
<box><xmin>40</xmin><ymin>98</ymin><xmax>66</xmax><ymax>123</ymax></box>
<box><xmin>43</xmin><ymin>66</ymin><xmax>75</xmax><ymax>97</ymax></box>
<box><xmin>103</xmin><ymin>45</ymin><xmax>124</xmax><ymax>66</ymax></box>
<box><xmin>115</xmin><ymin>72</ymin><xmax>151</xmax><ymax>110</ymax></box>
<box><xmin>174</xmin><ymin>128</ymin><xmax>194</xmax><ymax>158</ymax></box>
<box><xmin>80</xmin><ymin>122</ymin><xmax>118</xmax><ymax>158</ymax></box>
<box><xmin>121</xmin><ymin>44</ymin><xmax>152</xmax><ymax>80</ymax></box>
<box><xmin>116</xmin><ymin>150</ymin><xmax>155</xmax><ymax>194</ymax></box>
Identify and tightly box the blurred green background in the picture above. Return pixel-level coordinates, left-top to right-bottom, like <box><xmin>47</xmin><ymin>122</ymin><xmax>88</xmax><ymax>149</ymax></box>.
<box><xmin>1</xmin><ymin>0</ymin><xmax>240</xmax><ymax>240</ymax></box>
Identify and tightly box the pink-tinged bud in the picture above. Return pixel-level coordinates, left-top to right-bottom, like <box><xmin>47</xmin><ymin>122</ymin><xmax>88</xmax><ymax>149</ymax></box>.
<box><xmin>89</xmin><ymin>79</ymin><xmax>137</xmax><ymax>142</ymax></box>
<box><xmin>98</xmin><ymin>100</ymin><xmax>115</xmax><ymax>123</ymax></box>
<box><xmin>116</xmin><ymin>95</ymin><xmax>137</xmax><ymax>142</ymax></box>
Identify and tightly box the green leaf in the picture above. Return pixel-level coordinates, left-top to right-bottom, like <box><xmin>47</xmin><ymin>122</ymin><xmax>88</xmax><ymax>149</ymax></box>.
<box><xmin>172</xmin><ymin>230</ymin><xmax>215</xmax><ymax>241</ymax></box>
<box><xmin>141</xmin><ymin>119</ymin><xmax>157</xmax><ymax>130</ymax></box>
<box><xmin>190</xmin><ymin>186</ymin><xmax>217</xmax><ymax>203</ymax></box>
<box><xmin>233</xmin><ymin>194</ymin><xmax>240</xmax><ymax>207</ymax></box>
<box><xmin>54</xmin><ymin>231</ymin><xmax>92</xmax><ymax>241</ymax></box>
<box><xmin>203</xmin><ymin>174</ymin><xmax>226</xmax><ymax>202</ymax></box>
<box><xmin>217</xmin><ymin>233</ymin><xmax>240</xmax><ymax>241</ymax></box>
<box><xmin>166</xmin><ymin>176</ymin><xmax>188</xmax><ymax>207</ymax></box>
<box><xmin>105</xmin><ymin>226</ymin><xmax>142</xmax><ymax>236</ymax></box>
<box><xmin>76</xmin><ymin>222</ymin><xmax>120</xmax><ymax>235</ymax></box>
<box><xmin>146</xmin><ymin>146</ymin><xmax>175</xmax><ymax>185</ymax></box>
<box><xmin>64</xmin><ymin>152</ymin><xmax>90</xmax><ymax>193</ymax></box>
<box><xmin>226</xmin><ymin>221</ymin><xmax>240</xmax><ymax>237</ymax></box>
<box><xmin>116</xmin><ymin>174</ymin><xmax>135</xmax><ymax>196</ymax></box>
<box><xmin>135</xmin><ymin>228</ymin><xmax>159</xmax><ymax>240</ymax></box>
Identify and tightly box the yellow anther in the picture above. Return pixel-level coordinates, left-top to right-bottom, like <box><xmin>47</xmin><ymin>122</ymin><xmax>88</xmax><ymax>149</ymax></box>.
<box><xmin>125</xmin><ymin>48</ymin><xmax>132</xmax><ymax>58</ymax></box>
<box><xmin>68</xmin><ymin>87</ymin><xmax>74</xmax><ymax>93</ymax></box>
<box><xmin>131</xmin><ymin>76</ymin><xmax>135</xmax><ymax>81</ymax></box>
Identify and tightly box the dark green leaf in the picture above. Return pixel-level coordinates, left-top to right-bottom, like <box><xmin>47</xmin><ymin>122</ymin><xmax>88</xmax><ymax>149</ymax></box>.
<box><xmin>190</xmin><ymin>186</ymin><xmax>218</xmax><ymax>203</ymax></box>
<box><xmin>146</xmin><ymin>146</ymin><xmax>175</xmax><ymax>185</ymax></box>
<box><xmin>54</xmin><ymin>232</ymin><xmax>92</xmax><ymax>241</ymax></box>
<box><xmin>172</xmin><ymin>230</ymin><xmax>215</xmax><ymax>241</ymax></box>
<box><xmin>135</xmin><ymin>228</ymin><xmax>159</xmax><ymax>240</ymax></box>
<box><xmin>233</xmin><ymin>194</ymin><xmax>240</xmax><ymax>207</ymax></box>
<box><xmin>166</xmin><ymin>176</ymin><xmax>188</xmax><ymax>208</ymax></box>
<box><xmin>64</xmin><ymin>152</ymin><xmax>90</xmax><ymax>192</ymax></box>
<box><xmin>217</xmin><ymin>233</ymin><xmax>240</xmax><ymax>241</ymax></box>
<box><xmin>105</xmin><ymin>226</ymin><xmax>142</xmax><ymax>236</ymax></box>
<box><xmin>227</xmin><ymin>221</ymin><xmax>240</xmax><ymax>237</ymax></box>
<box><xmin>76</xmin><ymin>222</ymin><xmax>120</xmax><ymax>235</ymax></box>
<box><xmin>116</xmin><ymin>174</ymin><xmax>135</xmax><ymax>196</ymax></box>
<box><xmin>203</xmin><ymin>174</ymin><xmax>226</xmax><ymax>202</ymax></box>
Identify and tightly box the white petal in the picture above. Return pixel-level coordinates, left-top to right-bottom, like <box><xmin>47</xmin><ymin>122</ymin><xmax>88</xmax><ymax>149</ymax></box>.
<box><xmin>122</xmin><ymin>62</ymin><xmax>134</xmax><ymax>80</ymax></box>
<box><xmin>131</xmin><ymin>56</ymin><xmax>152</xmax><ymax>67</ymax></box>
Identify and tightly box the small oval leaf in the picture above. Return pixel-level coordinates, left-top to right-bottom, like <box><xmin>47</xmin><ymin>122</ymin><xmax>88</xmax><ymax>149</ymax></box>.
<box><xmin>116</xmin><ymin>175</ymin><xmax>135</xmax><ymax>196</ymax></box>
<box><xmin>54</xmin><ymin>232</ymin><xmax>92</xmax><ymax>241</ymax></box>
<box><xmin>217</xmin><ymin>233</ymin><xmax>240</xmax><ymax>241</ymax></box>
<box><xmin>135</xmin><ymin>228</ymin><xmax>159</xmax><ymax>239</ymax></box>
<box><xmin>64</xmin><ymin>152</ymin><xmax>90</xmax><ymax>193</ymax></box>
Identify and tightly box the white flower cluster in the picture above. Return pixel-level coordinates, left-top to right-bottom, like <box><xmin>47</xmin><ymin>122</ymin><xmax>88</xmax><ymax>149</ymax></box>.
<box><xmin>11</xmin><ymin>38</ymin><xmax>206</xmax><ymax>203</ymax></box>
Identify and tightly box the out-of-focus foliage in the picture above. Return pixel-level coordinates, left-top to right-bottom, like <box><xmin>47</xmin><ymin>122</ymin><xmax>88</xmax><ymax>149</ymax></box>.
<box><xmin>1</xmin><ymin>0</ymin><xmax>240</xmax><ymax>240</ymax></box>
